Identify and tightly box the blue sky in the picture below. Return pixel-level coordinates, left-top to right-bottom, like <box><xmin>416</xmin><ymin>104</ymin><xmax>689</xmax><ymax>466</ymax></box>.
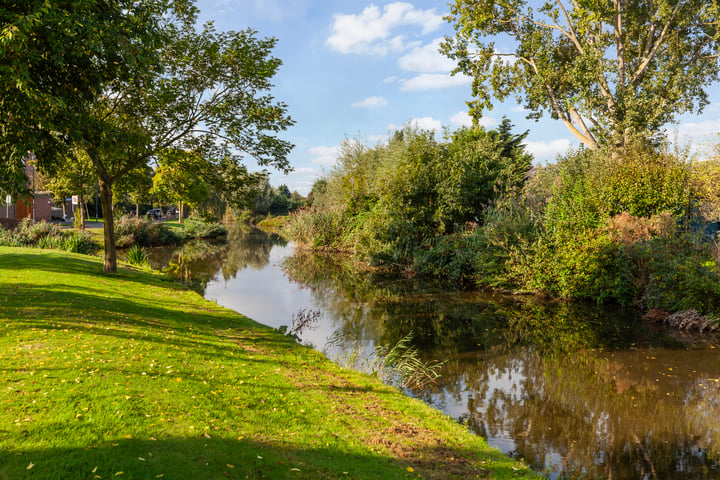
<box><xmin>195</xmin><ymin>0</ymin><xmax>720</xmax><ymax>195</ymax></box>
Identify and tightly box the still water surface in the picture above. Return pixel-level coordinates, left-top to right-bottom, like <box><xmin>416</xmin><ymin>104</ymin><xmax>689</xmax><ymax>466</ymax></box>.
<box><xmin>149</xmin><ymin>226</ymin><xmax>720</xmax><ymax>479</ymax></box>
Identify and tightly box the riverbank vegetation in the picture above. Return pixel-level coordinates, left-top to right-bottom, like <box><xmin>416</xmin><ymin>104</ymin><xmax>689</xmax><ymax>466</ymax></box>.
<box><xmin>286</xmin><ymin>126</ymin><xmax>720</xmax><ymax>319</ymax></box>
<box><xmin>0</xmin><ymin>247</ymin><xmax>536</xmax><ymax>480</ymax></box>
<box><xmin>0</xmin><ymin>216</ymin><xmax>226</xmax><ymax>256</ymax></box>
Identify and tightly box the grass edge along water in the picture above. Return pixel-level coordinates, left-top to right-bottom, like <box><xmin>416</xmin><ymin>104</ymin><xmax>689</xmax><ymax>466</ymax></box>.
<box><xmin>0</xmin><ymin>247</ymin><xmax>537</xmax><ymax>480</ymax></box>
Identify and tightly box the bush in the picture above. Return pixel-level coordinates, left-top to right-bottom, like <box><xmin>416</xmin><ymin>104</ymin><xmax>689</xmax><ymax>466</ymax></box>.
<box><xmin>635</xmin><ymin>234</ymin><xmax>720</xmax><ymax>313</ymax></box>
<box><xmin>285</xmin><ymin>208</ymin><xmax>354</xmax><ymax>251</ymax></box>
<box><xmin>114</xmin><ymin>215</ymin><xmax>183</xmax><ymax>248</ymax></box>
<box><xmin>182</xmin><ymin>217</ymin><xmax>227</xmax><ymax>239</ymax></box>
<box><xmin>13</xmin><ymin>219</ymin><xmax>63</xmax><ymax>246</ymax></box>
<box><xmin>62</xmin><ymin>230</ymin><xmax>94</xmax><ymax>254</ymax></box>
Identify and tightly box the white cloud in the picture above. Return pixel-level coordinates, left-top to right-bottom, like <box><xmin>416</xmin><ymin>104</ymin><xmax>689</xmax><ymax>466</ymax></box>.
<box><xmin>398</xmin><ymin>38</ymin><xmax>455</xmax><ymax>73</ymax></box>
<box><xmin>367</xmin><ymin>133</ymin><xmax>389</xmax><ymax>144</ymax></box>
<box><xmin>525</xmin><ymin>139</ymin><xmax>573</xmax><ymax>159</ymax></box>
<box><xmin>401</xmin><ymin>72</ymin><xmax>472</xmax><ymax>91</ymax></box>
<box><xmin>327</xmin><ymin>2</ymin><xmax>444</xmax><ymax>55</ymax></box>
<box><xmin>450</xmin><ymin>111</ymin><xmax>472</xmax><ymax>127</ymax></box>
<box><xmin>352</xmin><ymin>96</ymin><xmax>389</xmax><ymax>108</ymax></box>
<box><xmin>308</xmin><ymin>145</ymin><xmax>339</xmax><ymax>166</ymax></box>
<box><xmin>450</xmin><ymin>111</ymin><xmax>496</xmax><ymax>128</ymax></box>
<box><xmin>674</xmin><ymin>118</ymin><xmax>720</xmax><ymax>144</ymax></box>
<box><xmin>666</xmin><ymin>118</ymin><xmax>720</xmax><ymax>158</ymax></box>
<box><xmin>389</xmin><ymin>117</ymin><xmax>442</xmax><ymax>132</ymax></box>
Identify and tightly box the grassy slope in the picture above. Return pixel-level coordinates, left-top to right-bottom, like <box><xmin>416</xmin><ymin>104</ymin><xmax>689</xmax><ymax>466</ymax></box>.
<box><xmin>0</xmin><ymin>247</ymin><xmax>537</xmax><ymax>480</ymax></box>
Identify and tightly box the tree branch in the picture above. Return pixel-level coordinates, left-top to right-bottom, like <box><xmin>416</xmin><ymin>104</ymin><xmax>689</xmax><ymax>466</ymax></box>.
<box><xmin>630</xmin><ymin>1</ymin><xmax>683</xmax><ymax>85</ymax></box>
<box><xmin>614</xmin><ymin>0</ymin><xmax>626</xmax><ymax>87</ymax></box>
<box><xmin>556</xmin><ymin>0</ymin><xmax>584</xmax><ymax>54</ymax></box>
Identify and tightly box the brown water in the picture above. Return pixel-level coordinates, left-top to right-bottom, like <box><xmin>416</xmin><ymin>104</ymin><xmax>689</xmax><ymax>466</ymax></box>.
<box><xmin>150</xmin><ymin>226</ymin><xmax>720</xmax><ymax>479</ymax></box>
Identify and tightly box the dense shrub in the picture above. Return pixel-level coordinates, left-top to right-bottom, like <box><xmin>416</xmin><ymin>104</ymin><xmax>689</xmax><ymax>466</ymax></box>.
<box><xmin>0</xmin><ymin>219</ymin><xmax>95</xmax><ymax>254</ymax></box>
<box><xmin>289</xmin><ymin>122</ymin><xmax>533</xmax><ymax>266</ymax></box>
<box><xmin>114</xmin><ymin>215</ymin><xmax>183</xmax><ymax>248</ymax></box>
<box><xmin>288</xmin><ymin>123</ymin><xmax>720</xmax><ymax>315</ymax></box>
<box><xmin>182</xmin><ymin>217</ymin><xmax>227</xmax><ymax>239</ymax></box>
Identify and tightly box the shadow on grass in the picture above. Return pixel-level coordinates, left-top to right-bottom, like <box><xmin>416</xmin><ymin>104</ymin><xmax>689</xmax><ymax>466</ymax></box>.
<box><xmin>0</xmin><ymin>435</ymin><xmax>489</xmax><ymax>480</ymax></box>
<box><xmin>0</xmin><ymin>250</ymin><xmax>184</xmax><ymax>291</ymax></box>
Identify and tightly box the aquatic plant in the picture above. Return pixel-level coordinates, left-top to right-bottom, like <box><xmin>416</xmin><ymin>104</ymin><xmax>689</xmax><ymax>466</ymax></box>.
<box><xmin>326</xmin><ymin>331</ymin><xmax>445</xmax><ymax>392</ymax></box>
<box><xmin>126</xmin><ymin>244</ymin><xmax>151</xmax><ymax>269</ymax></box>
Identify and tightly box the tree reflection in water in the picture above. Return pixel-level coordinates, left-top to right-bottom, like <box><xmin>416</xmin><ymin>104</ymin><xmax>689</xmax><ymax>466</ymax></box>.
<box><xmin>283</xmin><ymin>249</ymin><xmax>720</xmax><ymax>480</ymax></box>
<box><xmin>152</xmin><ymin>224</ymin><xmax>287</xmax><ymax>294</ymax></box>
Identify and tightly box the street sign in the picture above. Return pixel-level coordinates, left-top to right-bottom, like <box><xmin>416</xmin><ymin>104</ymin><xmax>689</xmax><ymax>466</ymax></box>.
<box><xmin>72</xmin><ymin>195</ymin><xmax>79</xmax><ymax>206</ymax></box>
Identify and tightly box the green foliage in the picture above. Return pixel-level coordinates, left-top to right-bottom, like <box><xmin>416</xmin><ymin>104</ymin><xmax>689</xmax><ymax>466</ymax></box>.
<box><xmin>181</xmin><ymin>217</ymin><xmax>228</xmax><ymax>239</ymax></box>
<box><xmin>691</xmin><ymin>158</ymin><xmax>720</xmax><ymax>221</ymax></box>
<box><xmin>61</xmin><ymin>230</ymin><xmax>94</xmax><ymax>254</ymax></box>
<box><xmin>0</xmin><ymin>220</ymin><xmax>96</xmax><ymax>254</ymax></box>
<box><xmin>0</xmin><ymin>0</ymin><xmax>190</xmax><ymax>192</ymax></box>
<box><xmin>114</xmin><ymin>215</ymin><xmax>183</xmax><ymax>248</ymax></box>
<box><xmin>635</xmin><ymin>235</ymin><xmax>720</xmax><ymax>313</ymax></box>
<box><xmin>443</xmin><ymin>0</ymin><xmax>720</xmax><ymax>150</ymax></box>
<box><xmin>11</xmin><ymin>219</ymin><xmax>63</xmax><ymax>246</ymax></box>
<box><xmin>151</xmin><ymin>149</ymin><xmax>211</xmax><ymax>213</ymax></box>
<box><xmin>288</xmin><ymin>123</ymin><xmax>534</xmax><ymax>266</ymax></box>
<box><xmin>286</xmin><ymin>208</ymin><xmax>355</xmax><ymax>251</ymax></box>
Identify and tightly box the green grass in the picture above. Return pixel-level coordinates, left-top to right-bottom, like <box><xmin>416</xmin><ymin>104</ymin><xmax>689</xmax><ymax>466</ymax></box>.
<box><xmin>0</xmin><ymin>247</ymin><xmax>537</xmax><ymax>480</ymax></box>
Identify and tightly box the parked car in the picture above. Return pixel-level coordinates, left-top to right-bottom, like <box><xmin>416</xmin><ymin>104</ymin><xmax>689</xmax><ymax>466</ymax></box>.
<box><xmin>146</xmin><ymin>208</ymin><xmax>163</xmax><ymax>220</ymax></box>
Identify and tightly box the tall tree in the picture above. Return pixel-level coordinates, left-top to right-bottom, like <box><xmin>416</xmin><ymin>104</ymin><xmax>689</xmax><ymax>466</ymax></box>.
<box><xmin>443</xmin><ymin>1</ymin><xmax>720</xmax><ymax>151</ymax></box>
<box><xmin>80</xmin><ymin>18</ymin><xmax>294</xmax><ymax>272</ymax></box>
<box><xmin>0</xmin><ymin>0</ymin><xmax>183</xmax><ymax>195</ymax></box>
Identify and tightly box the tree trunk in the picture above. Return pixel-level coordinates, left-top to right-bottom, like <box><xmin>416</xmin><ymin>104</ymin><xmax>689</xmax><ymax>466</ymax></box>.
<box><xmin>136</xmin><ymin>203</ymin><xmax>140</xmax><ymax>217</ymax></box>
<box><xmin>99</xmin><ymin>178</ymin><xmax>117</xmax><ymax>273</ymax></box>
<box><xmin>179</xmin><ymin>202</ymin><xmax>184</xmax><ymax>224</ymax></box>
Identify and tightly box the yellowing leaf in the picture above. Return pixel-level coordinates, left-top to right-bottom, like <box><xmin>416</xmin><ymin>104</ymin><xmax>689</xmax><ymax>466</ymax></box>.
<box><xmin>27</xmin><ymin>462</ymin><xmax>34</xmax><ymax>470</ymax></box>
<box><xmin>406</xmin><ymin>467</ymin><xmax>414</xmax><ymax>472</ymax></box>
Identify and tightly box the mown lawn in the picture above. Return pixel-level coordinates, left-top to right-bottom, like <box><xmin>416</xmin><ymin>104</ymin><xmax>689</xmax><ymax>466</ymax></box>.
<box><xmin>0</xmin><ymin>247</ymin><xmax>537</xmax><ymax>479</ymax></box>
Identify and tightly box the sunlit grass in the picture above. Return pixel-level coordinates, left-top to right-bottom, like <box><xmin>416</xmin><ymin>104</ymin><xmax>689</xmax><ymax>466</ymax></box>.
<box><xmin>0</xmin><ymin>247</ymin><xmax>537</xmax><ymax>479</ymax></box>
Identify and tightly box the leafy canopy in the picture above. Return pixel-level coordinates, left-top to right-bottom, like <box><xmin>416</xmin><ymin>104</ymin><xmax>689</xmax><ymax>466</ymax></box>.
<box><xmin>0</xmin><ymin>0</ymin><xmax>185</xmax><ymax>194</ymax></box>
<box><xmin>443</xmin><ymin>0</ymin><xmax>720</xmax><ymax>150</ymax></box>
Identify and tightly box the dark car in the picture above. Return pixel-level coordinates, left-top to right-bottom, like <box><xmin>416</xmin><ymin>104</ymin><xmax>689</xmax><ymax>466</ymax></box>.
<box><xmin>146</xmin><ymin>208</ymin><xmax>163</xmax><ymax>220</ymax></box>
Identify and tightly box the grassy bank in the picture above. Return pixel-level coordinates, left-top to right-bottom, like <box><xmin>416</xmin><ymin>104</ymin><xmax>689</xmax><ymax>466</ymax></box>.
<box><xmin>0</xmin><ymin>247</ymin><xmax>536</xmax><ymax>480</ymax></box>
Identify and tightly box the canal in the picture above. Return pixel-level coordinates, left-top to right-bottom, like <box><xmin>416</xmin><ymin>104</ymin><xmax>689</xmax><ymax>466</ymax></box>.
<box><xmin>148</xmin><ymin>225</ymin><xmax>720</xmax><ymax>479</ymax></box>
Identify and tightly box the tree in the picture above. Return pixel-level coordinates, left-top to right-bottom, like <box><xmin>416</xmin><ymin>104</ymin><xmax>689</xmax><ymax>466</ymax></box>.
<box><xmin>44</xmin><ymin>149</ymin><xmax>97</xmax><ymax>228</ymax></box>
<box><xmin>151</xmin><ymin>149</ymin><xmax>210</xmax><ymax>222</ymax></box>
<box><xmin>80</xmin><ymin>17</ymin><xmax>294</xmax><ymax>272</ymax></box>
<box><xmin>114</xmin><ymin>165</ymin><xmax>154</xmax><ymax>217</ymax></box>
<box><xmin>0</xmin><ymin>0</ymin><xmax>183</xmax><ymax>195</ymax></box>
<box><xmin>443</xmin><ymin>1</ymin><xmax>720</xmax><ymax>151</ymax></box>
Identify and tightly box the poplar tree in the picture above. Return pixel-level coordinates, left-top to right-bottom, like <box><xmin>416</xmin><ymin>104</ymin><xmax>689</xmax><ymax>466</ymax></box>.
<box><xmin>443</xmin><ymin>0</ymin><xmax>720</xmax><ymax>151</ymax></box>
